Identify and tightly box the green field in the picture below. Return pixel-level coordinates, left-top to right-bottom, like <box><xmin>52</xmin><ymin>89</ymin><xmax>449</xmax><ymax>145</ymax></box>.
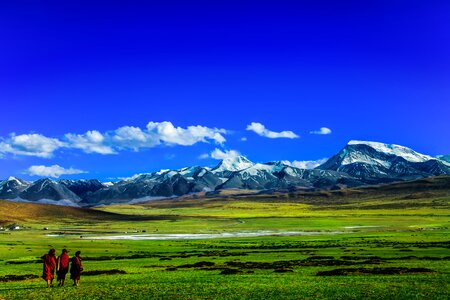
<box><xmin>0</xmin><ymin>184</ymin><xmax>449</xmax><ymax>299</ymax></box>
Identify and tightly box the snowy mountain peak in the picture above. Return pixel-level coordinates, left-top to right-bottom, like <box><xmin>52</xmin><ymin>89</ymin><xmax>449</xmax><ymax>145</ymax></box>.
<box><xmin>178</xmin><ymin>166</ymin><xmax>202</xmax><ymax>177</ymax></box>
<box><xmin>238</xmin><ymin>163</ymin><xmax>285</xmax><ymax>177</ymax></box>
<box><xmin>318</xmin><ymin>140</ymin><xmax>450</xmax><ymax>180</ymax></box>
<box><xmin>346</xmin><ymin>140</ymin><xmax>433</xmax><ymax>164</ymax></box>
<box><xmin>36</xmin><ymin>178</ymin><xmax>57</xmax><ymax>184</ymax></box>
<box><xmin>155</xmin><ymin>169</ymin><xmax>170</xmax><ymax>176</ymax></box>
<box><xmin>34</xmin><ymin>178</ymin><xmax>56</xmax><ymax>191</ymax></box>
<box><xmin>211</xmin><ymin>156</ymin><xmax>254</xmax><ymax>173</ymax></box>
<box><xmin>6</xmin><ymin>176</ymin><xmax>28</xmax><ymax>185</ymax></box>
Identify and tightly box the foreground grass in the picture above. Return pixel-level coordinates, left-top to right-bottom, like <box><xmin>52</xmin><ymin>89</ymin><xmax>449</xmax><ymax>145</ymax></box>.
<box><xmin>0</xmin><ymin>195</ymin><xmax>449</xmax><ymax>299</ymax></box>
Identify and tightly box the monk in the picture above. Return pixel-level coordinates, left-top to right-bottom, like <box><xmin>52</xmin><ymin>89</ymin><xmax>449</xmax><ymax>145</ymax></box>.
<box><xmin>42</xmin><ymin>249</ymin><xmax>57</xmax><ymax>288</ymax></box>
<box><xmin>56</xmin><ymin>249</ymin><xmax>70</xmax><ymax>287</ymax></box>
<box><xmin>70</xmin><ymin>251</ymin><xmax>83</xmax><ymax>286</ymax></box>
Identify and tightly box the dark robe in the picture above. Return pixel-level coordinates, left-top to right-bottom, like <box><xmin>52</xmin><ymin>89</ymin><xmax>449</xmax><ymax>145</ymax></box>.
<box><xmin>42</xmin><ymin>254</ymin><xmax>56</xmax><ymax>281</ymax></box>
<box><xmin>70</xmin><ymin>256</ymin><xmax>83</xmax><ymax>280</ymax></box>
<box><xmin>57</xmin><ymin>253</ymin><xmax>70</xmax><ymax>280</ymax></box>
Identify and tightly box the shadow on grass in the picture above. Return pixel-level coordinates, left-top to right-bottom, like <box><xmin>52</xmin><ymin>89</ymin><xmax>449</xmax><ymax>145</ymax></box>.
<box><xmin>0</xmin><ymin>286</ymin><xmax>46</xmax><ymax>291</ymax></box>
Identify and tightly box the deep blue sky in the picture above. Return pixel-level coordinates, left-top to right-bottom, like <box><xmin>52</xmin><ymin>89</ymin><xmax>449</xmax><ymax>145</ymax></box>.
<box><xmin>1</xmin><ymin>1</ymin><xmax>449</xmax><ymax>180</ymax></box>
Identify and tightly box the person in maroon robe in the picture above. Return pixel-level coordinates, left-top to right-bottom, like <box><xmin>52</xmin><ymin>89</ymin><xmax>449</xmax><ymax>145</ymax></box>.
<box><xmin>70</xmin><ymin>251</ymin><xmax>83</xmax><ymax>286</ymax></box>
<box><xmin>42</xmin><ymin>248</ymin><xmax>57</xmax><ymax>288</ymax></box>
<box><xmin>56</xmin><ymin>249</ymin><xmax>70</xmax><ymax>287</ymax></box>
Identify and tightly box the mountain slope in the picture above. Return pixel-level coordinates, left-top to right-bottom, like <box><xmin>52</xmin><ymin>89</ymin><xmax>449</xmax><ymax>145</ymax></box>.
<box><xmin>19</xmin><ymin>179</ymin><xmax>82</xmax><ymax>203</ymax></box>
<box><xmin>211</xmin><ymin>156</ymin><xmax>254</xmax><ymax>177</ymax></box>
<box><xmin>0</xmin><ymin>177</ymin><xmax>31</xmax><ymax>198</ymax></box>
<box><xmin>84</xmin><ymin>167</ymin><xmax>224</xmax><ymax>205</ymax></box>
<box><xmin>217</xmin><ymin>162</ymin><xmax>361</xmax><ymax>190</ymax></box>
<box><xmin>318</xmin><ymin>141</ymin><xmax>450</xmax><ymax>182</ymax></box>
<box><xmin>59</xmin><ymin>179</ymin><xmax>105</xmax><ymax>199</ymax></box>
<box><xmin>437</xmin><ymin>155</ymin><xmax>450</xmax><ymax>163</ymax></box>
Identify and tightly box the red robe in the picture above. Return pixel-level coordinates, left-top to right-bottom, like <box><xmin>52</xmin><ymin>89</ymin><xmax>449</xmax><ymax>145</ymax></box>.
<box><xmin>70</xmin><ymin>256</ymin><xmax>83</xmax><ymax>280</ymax></box>
<box><xmin>42</xmin><ymin>254</ymin><xmax>57</xmax><ymax>281</ymax></box>
<box><xmin>57</xmin><ymin>253</ymin><xmax>70</xmax><ymax>280</ymax></box>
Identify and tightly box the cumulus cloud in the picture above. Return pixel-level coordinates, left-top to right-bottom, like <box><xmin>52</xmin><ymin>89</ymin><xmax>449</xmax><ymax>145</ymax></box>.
<box><xmin>286</xmin><ymin>158</ymin><xmax>328</xmax><ymax>169</ymax></box>
<box><xmin>0</xmin><ymin>134</ymin><xmax>65</xmax><ymax>158</ymax></box>
<box><xmin>199</xmin><ymin>148</ymin><xmax>242</xmax><ymax>160</ymax></box>
<box><xmin>246</xmin><ymin>122</ymin><xmax>299</xmax><ymax>139</ymax></box>
<box><xmin>112</xmin><ymin>126</ymin><xmax>159</xmax><ymax>151</ymax></box>
<box><xmin>310</xmin><ymin>127</ymin><xmax>332</xmax><ymax>135</ymax></box>
<box><xmin>210</xmin><ymin>148</ymin><xmax>241</xmax><ymax>160</ymax></box>
<box><xmin>240</xmin><ymin>137</ymin><xmax>248</xmax><ymax>142</ymax></box>
<box><xmin>147</xmin><ymin>121</ymin><xmax>226</xmax><ymax>145</ymax></box>
<box><xmin>25</xmin><ymin>164</ymin><xmax>87</xmax><ymax>178</ymax></box>
<box><xmin>65</xmin><ymin>130</ymin><xmax>116</xmax><ymax>154</ymax></box>
<box><xmin>0</xmin><ymin>121</ymin><xmax>230</xmax><ymax>158</ymax></box>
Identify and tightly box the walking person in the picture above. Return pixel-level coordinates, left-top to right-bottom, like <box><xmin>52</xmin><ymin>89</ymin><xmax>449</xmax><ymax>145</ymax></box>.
<box><xmin>56</xmin><ymin>249</ymin><xmax>70</xmax><ymax>287</ymax></box>
<box><xmin>70</xmin><ymin>251</ymin><xmax>83</xmax><ymax>286</ymax></box>
<box><xmin>42</xmin><ymin>249</ymin><xmax>57</xmax><ymax>288</ymax></box>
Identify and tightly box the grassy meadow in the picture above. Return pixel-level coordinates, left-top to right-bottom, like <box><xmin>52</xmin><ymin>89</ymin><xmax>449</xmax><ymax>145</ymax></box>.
<box><xmin>0</xmin><ymin>181</ymin><xmax>449</xmax><ymax>299</ymax></box>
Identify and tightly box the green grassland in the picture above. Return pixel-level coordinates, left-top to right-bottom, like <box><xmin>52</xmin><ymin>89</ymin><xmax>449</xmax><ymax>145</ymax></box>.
<box><xmin>0</xmin><ymin>179</ymin><xmax>449</xmax><ymax>299</ymax></box>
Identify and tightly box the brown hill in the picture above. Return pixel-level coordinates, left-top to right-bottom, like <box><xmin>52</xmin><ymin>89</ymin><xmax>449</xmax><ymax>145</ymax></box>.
<box><xmin>0</xmin><ymin>200</ymin><xmax>174</xmax><ymax>225</ymax></box>
<box><xmin>0</xmin><ymin>200</ymin><xmax>121</xmax><ymax>224</ymax></box>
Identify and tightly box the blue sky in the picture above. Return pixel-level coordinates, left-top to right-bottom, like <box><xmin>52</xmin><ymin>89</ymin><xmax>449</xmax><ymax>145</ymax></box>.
<box><xmin>1</xmin><ymin>1</ymin><xmax>449</xmax><ymax>180</ymax></box>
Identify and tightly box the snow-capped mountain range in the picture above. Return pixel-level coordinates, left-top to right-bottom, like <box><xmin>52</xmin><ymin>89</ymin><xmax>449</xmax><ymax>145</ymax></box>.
<box><xmin>1</xmin><ymin>140</ymin><xmax>449</xmax><ymax>206</ymax></box>
<box><xmin>318</xmin><ymin>140</ymin><xmax>450</xmax><ymax>182</ymax></box>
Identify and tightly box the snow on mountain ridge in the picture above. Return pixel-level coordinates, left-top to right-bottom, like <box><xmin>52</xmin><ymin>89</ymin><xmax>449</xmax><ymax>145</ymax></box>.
<box><xmin>347</xmin><ymin>140</ymin><xmax>434</xmax><ymax>164</ymax></box>
<box><xmin>238</xmin><ymin>163</ymin><xmax>283</xmax><ymax>179</ymax></box>
<box><xmin>6</xmin><ymin>176</ymin><xmax>28</xmax><ymax>186</ymax></box>
<box><xmin>436</xmin><ymin>155</ymin><xmax>450</xmax><ymax>166</ymax></box>
<box><xmin>276</xmin><ymin>159</ymin><xmax>328</xmax><ymax>170</ymax></box>
<box><xmin>211</xmin><ymin>156</ymin><xmax>254</xmax><ymax>173</ymax></box>
<box><xmin>340</xmin><ymin>149</ymin><xmax>392</xmax><ymax>168</ymax></box>
<box><xmin>178</xmin><ymin>166</ymin><xmax>202</xmax><ymax>178</ymax></box>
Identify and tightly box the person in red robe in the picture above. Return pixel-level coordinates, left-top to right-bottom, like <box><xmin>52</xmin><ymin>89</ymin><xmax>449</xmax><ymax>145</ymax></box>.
<box><xmin>42</xmin><ymin>248</ymin><xmax>57</xmax><ymax>288</ymax></box>
<box><xmin>56</xmin><ymin>249</ymin><xmax>70</xmax><ymax>287</ymax></box>
<box><xmin>70</xmin><ymin>251</ymin><xmax>83</xmax><ymax>286</ymax></box>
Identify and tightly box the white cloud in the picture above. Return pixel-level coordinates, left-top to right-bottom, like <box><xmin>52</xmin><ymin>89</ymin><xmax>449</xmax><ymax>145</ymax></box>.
<box><xmin>147</xmin><ymin>121</ymin><xmax>226</xmax><ymax>145</ymax></box>
<box><xmin>210</xmin><ymin>148</ymin><xmax>241</xmax><ymax>160</ymax></box>
<box><xmin>0</xmin><ymin>121</ymin><xmax>230</xmax><ymax>158</ymax></box>
<box><xmin>25</xmin><ymin>164</ymin><xmax>87</xmax><ymax>178</ymax></box>
<box><xmin>0</xmin><ymin>134</ymin><xmax>65</xmax><ymax>158</ymax></box>
<box><xmin>65</xmin><ymin>130</ymin><xmax>116</xmax><ymax>154</ymax></box>
<box><xmin>114</xmin><ymin>126</ymin><xmax>147</xmax><ymax>143</ymax></box>
<box><xmin>199</xmin><ymin>148</ymin><xmax>242</xmax><ymax>160</ymax></box>
<box><xmin>287</xmin><ymin>158</ymin><xmax>328</xmax><ymax>169</ymax></box>
<box><xmin>240</xmin><ymin>137</ymin><xmax>248</xmax><ymax>142</ymax></box>
<box><xmin>310</xmin><ymin>127</ymin><xmax>332</xmax><ymax>135</ymax></box>
<box><xmin>112</xmin><ymin>126</ymin><xmax>159</xmax><ymax>150</ymax></box>
<box><xmin>246</xmin><ymin>122</ymin><xmax>299</xmax><ymax>139</ymax></box>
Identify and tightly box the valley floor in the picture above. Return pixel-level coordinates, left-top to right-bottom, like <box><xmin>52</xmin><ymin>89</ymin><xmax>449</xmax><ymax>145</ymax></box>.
<box><xmin>0</xmin><ymin>194</ymin><xmax>449</xmax><ymax>299</ymax></box>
